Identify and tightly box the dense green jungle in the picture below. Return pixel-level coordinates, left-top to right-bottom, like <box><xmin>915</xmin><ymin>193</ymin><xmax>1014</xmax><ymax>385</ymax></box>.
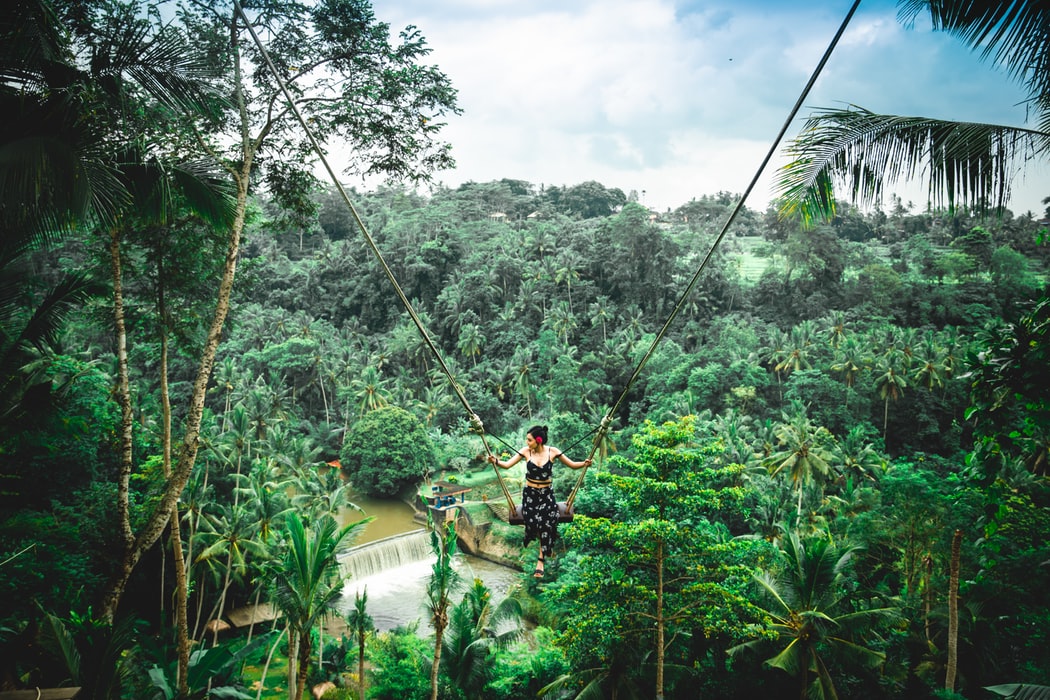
<box><xmin>6</xmin><ymin>176</ymin><xmax>1050</xmax><ymax>699</ymax></box>
<box><xmin>3</xmin><ymin>0</ymin><xmax>1050</xmax><ymax>699</ymax></box>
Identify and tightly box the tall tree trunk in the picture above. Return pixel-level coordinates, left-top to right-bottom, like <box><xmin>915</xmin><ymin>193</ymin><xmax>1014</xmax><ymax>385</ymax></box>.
<box><xmin>246</xmin><ymin>585</ymin><xmax>263</xmax><ymax>644</ymax></box>
<box><xmin>192</xmin><ymin>573</ymin><xmax>209</xmax><ymax>642</ymax></box>
<box><xmin>108</xmin><ymin>228</ymin><xmax>136</xmax><ymax>606</ymax></box>
<box><xmin>883</xmin><ymin>396</ymin><xmax>889</xmax><ymax>439</ymax></box>
<box><xmin>170</xmin><ymin>510</ymin><xmax>190</xmax><ymax>696</ymax></box>
<box><xmin>358</xmin><ymin>633</ymin><xmax>366</xmax><ymax>700</ymax></box>
<box><xmin>185</xmin><ymin>465</ymin><xmax>207</xmax><ymax>632</ymax></box>
<box><xmin>98</xmin><ymin>169</ymin><xmax>249</xmax><ymax>621</ymax></box>
<box><xmin>213</xmin><ymin>551</ymin><xmax>234</xmax><ymax>646</ymax></box>
<box><xmin>98</xmin><ymin>6</ymin><xmax>255</xmax><ymax>617</ymax></box>
<box><xmin>256</xmin><ymin>625</ymin><xmax>286</xmax><ymax>700</ymax></box>
<box><xmin>319</xmin><ymin>371</ymin><xmax>330</xmax><ymax>425</ymax></box>
<box><xmin>430</xmin><ymin>622</ymin><xmax>445</xmax><ymax>700</ymax></box>
<box><xmin>923</xmin><ymin>553</ymin><xmax>933</xmax><ymax>644</ymax></box>
<box><xmin>288</xmin><ymin>627</ymin><xmax>298</xmax><ymax>700</ymax></box>
<box><xmin>655</xmin><ymin>539</ymin><xmax>665</xmax><ymax>700</ymax></box>
<box><xmin>945</xmin><ymin>529</ymin><xmax>962</xmax><ymax>692</ymax></box>
<box><xmin>296</xmin><ymin>631</ymin><xmax>312</xmax><ymax>700</ymax></box>
<box><xmin>157</xmin><ymin>257</ymin><xmax>192</xmax><ymax>697</ymax></box>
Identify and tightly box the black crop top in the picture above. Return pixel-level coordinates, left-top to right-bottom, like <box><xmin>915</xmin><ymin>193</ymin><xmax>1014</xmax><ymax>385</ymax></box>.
<box><xmin>525</xmin><ymin>451</ymin><xmax>553</xmax><ymax>481</ymax></box>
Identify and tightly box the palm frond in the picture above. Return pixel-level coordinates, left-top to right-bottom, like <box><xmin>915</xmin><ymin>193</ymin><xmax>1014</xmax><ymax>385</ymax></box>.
<box><xmin>898</xmin><ymin>1</ymin><xmax>1050</xmax><ymax>115</ymax></box>
<box><xmin>0</xmin><ymin>132</ymin><xmax>116</xmax><ymax>238</ymax></box>
<box><xmin>776</xmin><ymin>106</ymin><xmax>1048</xmax><ymax>222</ymax></box>
<box><xmin>985</xmin><ymin>684</ymin><xmax>1050</xmax><ymax>700</ymax></box>
<box><xmin>752</xmin><ymin>570</ymin><xmax>796</xmax><ymax>617</ymax></box>
<box><xmin>8</xmin><ymin>272</ymin><xmax>100</xmax><ymax>352</ymax></box>
<box><xmin>170</xmin><ymin>159</ymin><xmax>237</xmax><ymax>229</ymax></box>
<box><xmin>40</xmin><ymin>612</ymin><xmax>82</xmax><ymax>683</ymax></box>
<box><xmin>538</xmin><ymin>669</ymin><xmax>619</xmax><ymax>700</ymax></box>
<box><xmin>765</xmin><ymin>637</ymin><xmax>806</xmax><ymax>676</ymax></box>
<box><xmin>92</xmin><ymin>13</ymin><xmax>224</xmax><ymax>115</ymax></box>
<box><xmin>824</xmin><ymin>635</ymin><xmax>887</xmax><ymax>669</ymax></box>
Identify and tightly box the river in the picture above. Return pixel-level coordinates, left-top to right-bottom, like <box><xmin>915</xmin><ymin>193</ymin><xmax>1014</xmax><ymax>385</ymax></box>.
<box><xmin>337</xmin><ymin>491</ymin><xmax>522</xmax><ymax>631</ymax></box>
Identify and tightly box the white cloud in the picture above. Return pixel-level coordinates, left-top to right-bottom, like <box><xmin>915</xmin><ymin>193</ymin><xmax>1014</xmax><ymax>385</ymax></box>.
<box><xmin>338</xmin><ymin>0</ymin><xmax>1047</xmax><ymax>216</ymax></box>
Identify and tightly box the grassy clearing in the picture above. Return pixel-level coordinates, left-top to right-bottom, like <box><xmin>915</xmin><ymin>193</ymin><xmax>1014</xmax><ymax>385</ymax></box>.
<box><xmin>729</xmin><ymin>235</ymin><xmax>778</xmax><ymax>282</ymax></box>
<box><xmin>238</xmin><ymin>641</ymin><xmax>290</xmax><ymax>700</ymax></box>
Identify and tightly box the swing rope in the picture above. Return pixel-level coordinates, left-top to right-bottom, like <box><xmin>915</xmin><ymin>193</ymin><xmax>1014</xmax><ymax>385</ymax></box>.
<box><xmin>231</xmin><ymin>0</ymin><xmax>521</xmax><ymax>516</ymax></box>
<box><xmin>233</xmin><ymin>0</ymin><xmax>861</xmax><ymax>519</ymax></box>
<box><xmin>561</xmin><ymin>0</ymin><xmax>862</xmax><ymax>512</ymax></box>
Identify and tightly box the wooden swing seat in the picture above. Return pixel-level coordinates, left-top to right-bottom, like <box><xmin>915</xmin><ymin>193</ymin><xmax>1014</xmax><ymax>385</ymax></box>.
<box><xmin>507</xmin><ymin>501</ymin><xmax>575</xmax><ymax>526</ymax></box>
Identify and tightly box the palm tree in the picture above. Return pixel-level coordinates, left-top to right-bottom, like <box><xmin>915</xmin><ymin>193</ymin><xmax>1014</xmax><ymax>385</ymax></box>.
<box><xmin>457</xmin><ymin>322</ymin><xmax>483</xmax><ymax>368</ymax></box>
<box><xmin>231</xmin><ymin>467</ymin><xmax>294</xmax><ymax>645</ymax></box>
<box><xmin>233</xmin><ymin>465</ymin><xmax>295</xmax><ymax>546</ymax></box>
<box><xmin>821</xmin><ymin>310</ymin><xmax>850</xmax><ymax>350</ymax></box>
<box><xmin>440</xmin><ymin>578</ymin><xmax>524</xmax><ymax>697</ymax></box>
<box><xmin>420</xmin><ymin>384</ymin><xmax>451</xmax><ymax>427</ymax></box>
<box><xmin>830</xmin><ymin>335</ymin><xmax>871</xmax><ymax>407</ymax></box>
<box><xmin>912</xmin><ymin>331</ymin><xmax>949</xmax><ymax>392</ymax></box>
<box><xmin>243</xmin><ymin>378</ymin><xmax>283</xmax><ymax>442</ymax></box>
<box><xmin>546</xmin><ymin>300</ymin><xmax>579</xmax><ymax>347</ymax></box>
<box><xmin>194</xmin><ymin>502</ymin><xmax>269</xmax><ymax>646</ymax></box>
<box><xmin>589</xmin><ymin>296</ymin><xmax>613</xmax><ymax>343</ymax></box>
<box><xmin>776</xmin><ymin>3</ymin><xmax>1050</xmax><ymax>221</ymax></box>
<box><xmin>290</xmin><ymin>462</ymin><xmax>357</xmax><ymax>523</ymax></box>
<box><xmin>555</xmin><ymin>251</ymin><xmax>583</xmax><ymax>314</ymax></box>
<box><xmin>350</xmin><ymin>365</ymin><xmax>391</xmax><ymax>416</ymax></box>
<box><xmin>730</xmin><ymin>531</ymin><xmax>897</xmax><ymax>700</ymax></box>
<box><xmin>515</xmin><ymin>276</ymin><xmax>544</xmax><ymax>325</ymax></box>
<box><xmin>271</xmin><ymin>513</ymin><xmax>372</xmax><ymax>700</ymax></box>
<box><xmin>512</xmin><ymin>346</ymin><xmax>535</xmax><ymax>418</ymax></box>
<box><xmin>834</xmin><ymin>425</ymin><xmax>886</xmax><ymax>483</ymax></box>
<box><xmin>482</xmin><ymin>362</ymin><xmax>512</xmax><ymax>405</ymax></box>
<box><xmin>767</xmin><ymin>410</ymin><xmax>838</xmax><ymax>520</ymax></box>
<box><xmin>761</xmin><ymin>327</ymin><xmax>791</xmax><ymax>398</ymax></box>
<box><xmin>391</xmin><ymin>309</ymin><xmax>434</xmax><ymax>374</ymax></box>
<box><xmin>425</xmin><ymin>517</ymin><xmax>462</xmax><ymax>700</ymax></box>
<box><xmin>345</xmin><ymin>589</ymin><xmax>374</xmax><ymax>700</ymax></box>
<box><xmin>775</xmin><ymin>322</ymin><xmax>815</xmax><ymax>378</ymax></box>
<box><xmin>888</xmin><ymin>327</ymin><xmax>920</xmax><ymax>371</ymax></box>
<box><xmin>213</xmin><ymin>357</ymin><xmax>243</xmax><ymax>430</ymax></box>
<box><xmin>873</xmin><ymin>355</ymin><xmax>908</xmax><ymax>440</ymax></box>
<box><xmin>939</xmin><ymin>325</ymin><xmax>964</xmax><ymax>382</ymax></box>
<box><xmin>438</xmin><ymin>279</ymin><xmax>469</xmax><ymax>336</ymax></box>
<box><xmin>0</xmin><ymin>227</ymin><xmax>99</xmax><ymax>426</ymax></box>
<box><xmin>5</xmin><ymin>2</ymin><xmax>234</xmax><ymax>644</ymax></box>
<box><xmin>711</xmin><ymin>409</ymin><xmax>758</xmax><ymax>470</ymax></box>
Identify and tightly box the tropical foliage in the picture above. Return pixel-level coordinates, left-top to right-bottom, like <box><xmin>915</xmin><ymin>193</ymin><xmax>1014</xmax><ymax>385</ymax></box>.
<box><xmin>777</xmin><ymin>2</ymin><xmax>1050</xmax><ymax>220</ymax></box>
<box><xmin>0</xmin><ymin>1</ymin><xmax>1049</xmax><ymax>699</ymax></box>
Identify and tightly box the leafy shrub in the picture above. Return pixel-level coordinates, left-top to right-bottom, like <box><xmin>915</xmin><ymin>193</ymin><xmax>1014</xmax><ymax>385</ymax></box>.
<box><xmin>340</xmin><ymin>406</ymin><xmax>435</xmax><ymax>497</ymax></box>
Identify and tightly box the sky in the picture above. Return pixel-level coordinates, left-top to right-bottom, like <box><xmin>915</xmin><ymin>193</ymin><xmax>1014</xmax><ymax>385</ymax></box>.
<box><xmin>350</xmin><ymin>0</ymin><xmax>1049</xmax><ymax>216</ymax></box>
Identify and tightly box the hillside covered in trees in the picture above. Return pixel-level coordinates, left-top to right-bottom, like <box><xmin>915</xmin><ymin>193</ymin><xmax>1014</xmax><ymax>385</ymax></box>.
<box><xmin>3</xmin><ymin>0</ymin><xmax>1050</xmax><ymax>698</ymax></box>
<box><xmin>6</xmin><ymin>168</ymin><xmax>1050</xmax><ymax>697</ymax></box>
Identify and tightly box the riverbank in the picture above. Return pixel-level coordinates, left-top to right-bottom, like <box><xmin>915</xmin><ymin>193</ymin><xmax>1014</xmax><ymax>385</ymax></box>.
<box><xmin>408</xmin><ymin>475</ymin><xmax>526</xmax><ymax>570</ymax></box>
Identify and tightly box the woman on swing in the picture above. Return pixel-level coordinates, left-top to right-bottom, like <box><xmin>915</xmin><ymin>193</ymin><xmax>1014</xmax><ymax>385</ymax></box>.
<box><xmin>489</xmin><ymin>425</ymin><xmax>591</xmax><ymax>578</ymax></box>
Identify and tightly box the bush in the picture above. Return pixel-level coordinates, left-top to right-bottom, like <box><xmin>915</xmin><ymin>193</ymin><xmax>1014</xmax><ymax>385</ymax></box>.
<box><xmin>366</xmin><ymin>628</ymin><xmax>430</xmax><ymax>700</ymax></box>
<box><xmin>485</xmin><ymin>627</ymin><xmax>570</xmax><ymax>699</ymax></box>
<box><xmin>340</xmin><ymin>406</ymin><xmax>436</xmax><ymax>497</ymax></box>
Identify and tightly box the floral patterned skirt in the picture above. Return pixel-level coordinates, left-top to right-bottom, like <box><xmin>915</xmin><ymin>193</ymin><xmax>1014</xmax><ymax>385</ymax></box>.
<box><xmin>521</xmin><ymin>485</ymin><xmax>559</xmax><ymax>557</ymax></box>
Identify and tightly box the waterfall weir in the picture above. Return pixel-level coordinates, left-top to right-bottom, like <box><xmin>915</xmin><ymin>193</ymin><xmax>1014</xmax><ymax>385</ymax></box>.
<box><xmin>339</xmin><ymin>529</ymin><xmax>431</xmax><ymax>581</ymax></box>
<box><xmin>338</xmin><ymin>528</ymin><xmax>520</xmax><ymax>631</ymax></box>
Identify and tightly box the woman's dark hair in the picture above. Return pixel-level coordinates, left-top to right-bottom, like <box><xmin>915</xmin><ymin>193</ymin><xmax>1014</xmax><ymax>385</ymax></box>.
<box><xmin>527</xmin><ymin>425</ymin><xmax>549</xmax><ymax>445</ymax></box>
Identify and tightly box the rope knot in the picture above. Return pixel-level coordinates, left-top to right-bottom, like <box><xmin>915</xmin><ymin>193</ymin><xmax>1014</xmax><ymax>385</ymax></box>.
<box><xmin>469</xmin><ymin>413</ymin><xmax>484</xmax><ymax>433</ymax></box>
